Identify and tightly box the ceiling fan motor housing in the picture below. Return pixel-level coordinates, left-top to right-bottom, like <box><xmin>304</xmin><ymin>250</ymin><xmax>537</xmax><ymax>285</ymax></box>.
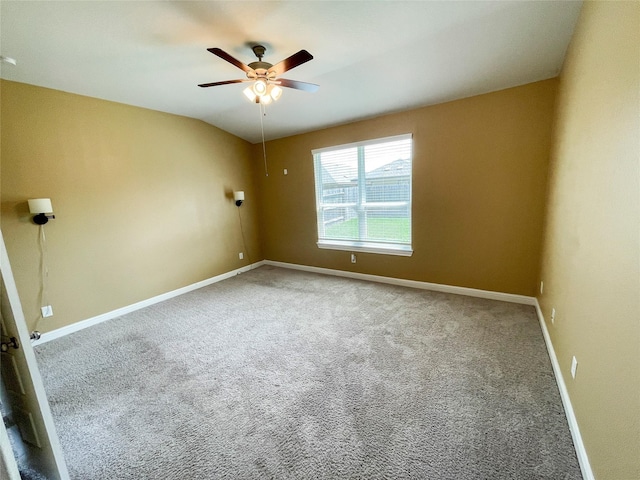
<box><xmin>248</xmin><ymin>46</ymin><xmax>273</xmax><ymax>78</ymax></box>
<box><xmin>247</xmin><ymin>61</ymin><xmax>273</xmax><ymax>73</ymax></box>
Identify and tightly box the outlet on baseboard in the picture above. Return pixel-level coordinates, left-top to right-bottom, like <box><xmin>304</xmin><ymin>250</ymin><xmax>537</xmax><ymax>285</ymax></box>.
<box><xmin>570</xmin><ymin>356</ymin><xmax>578</xmax><ymax>379</ymax></box>
<box><xmin>239</xmin><ymin>252</ymin><xmax>244</xmax><ymax>260</ymax></box>
<box><xmin>350</xmin><ymin>253</ymin><xmax>356</xmax><ymax>264</ymax></box>
<box><xmin>41</xmin><ymin>305</ymin><xmax>53</xmax><ymax>318</ymax></box>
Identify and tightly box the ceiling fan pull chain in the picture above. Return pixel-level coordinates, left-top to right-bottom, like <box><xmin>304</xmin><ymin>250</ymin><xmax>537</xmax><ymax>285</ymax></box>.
<box><xmin>259</xmin><ymin>102</ymin><xmax>268</xmax><ymax>177</ymax></box>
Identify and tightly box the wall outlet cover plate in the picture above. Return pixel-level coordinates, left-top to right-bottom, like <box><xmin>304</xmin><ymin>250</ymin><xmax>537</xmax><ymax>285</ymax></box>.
<box><xmin>571</xmin><ymin>356</ymin><xmax>578</xmax><ymax>379</ymax></box>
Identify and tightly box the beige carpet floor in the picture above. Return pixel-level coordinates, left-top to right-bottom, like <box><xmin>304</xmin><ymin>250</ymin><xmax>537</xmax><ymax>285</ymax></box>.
<box><xmin>35</xmin><ymin>266</ymin><xmax>581</xmax><ymax>479</ymax></box>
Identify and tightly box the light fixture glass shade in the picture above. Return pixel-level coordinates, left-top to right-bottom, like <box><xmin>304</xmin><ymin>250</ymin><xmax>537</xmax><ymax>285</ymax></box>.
<box><xmin>252</xmin><ymin>79</ymin><xmax>267</xmax><ymax>96</ymax></box>
<box><xmin>270</xmin><ymin>85</ymin><xmax>283</xmax><ymax>101</ymax></box>
<box><xmin>243</xmin><ymin>87</ymin><xmax>257</xmax><ymax>102</ymax></box>
<box><xmin>28</xmin><ymin>198</ymin><xmax>53</xmax><ymax>214</ymax></box>
<box><xmin>259</xmin><ymin>94</ymin><xmax>272</xmax><ymax>105</ymax></box>
<box><xmin>233</xmin><ymin>191</ymin><xmax>245</xmax><ymax>202</ymax></box>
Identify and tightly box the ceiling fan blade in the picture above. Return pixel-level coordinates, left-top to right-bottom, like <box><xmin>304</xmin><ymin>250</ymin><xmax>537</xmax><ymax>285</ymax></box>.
<box><xmin>198</xmin><ymin>79</ymin><xmax>251</xmax><ymax>88</ymax></box>
<box><xmin>268</xmin><ymin>50</ymin><xmax>313</xmax><ymax>76</ymax></box>
<box><xmin>277</xmin><ymin>78</ymin><xmax>319</xmax><ymax>93</ymax></box>
<box><xmin>207</xmin><ymin>48</ymin><xmax>253</xmax><ymax>73</ymax></box>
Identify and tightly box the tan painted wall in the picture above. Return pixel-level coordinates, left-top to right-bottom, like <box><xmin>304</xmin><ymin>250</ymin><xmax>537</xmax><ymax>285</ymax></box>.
<box><xmin>257</xmin><ymin>80</ymin><xmax>557</xmax><ymax>296</ymax></box>
<box><xmin>1</xmin><ymin>80</ymin><xmax>262</xmax><ymax>334</ymax></box>
<box><xmin>538</xmin><ymin>2</ymin><xmax>640</xmax><ymax>479</ymax></box>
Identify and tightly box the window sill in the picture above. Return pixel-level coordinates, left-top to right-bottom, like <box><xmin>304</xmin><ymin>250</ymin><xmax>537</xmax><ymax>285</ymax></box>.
<box><xmin>317</xmin><ymin>240</ymin><xmax>413</xmax><ymax>257</ymax></box>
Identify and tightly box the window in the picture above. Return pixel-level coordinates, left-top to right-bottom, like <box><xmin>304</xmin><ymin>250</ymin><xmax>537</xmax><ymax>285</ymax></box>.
<box><xmin>312</xmin><ymin>134</ymin><xmax>413</xmax><ymax>256</ymax></box>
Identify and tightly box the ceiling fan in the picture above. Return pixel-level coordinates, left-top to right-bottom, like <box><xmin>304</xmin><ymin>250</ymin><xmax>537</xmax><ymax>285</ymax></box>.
<box><xmin>198</xmin><ymin>45</ymin><xmax>319</xmax><ymax>104</ymax></box>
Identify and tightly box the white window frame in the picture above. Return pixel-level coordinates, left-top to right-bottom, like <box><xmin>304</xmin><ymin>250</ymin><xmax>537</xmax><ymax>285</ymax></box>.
<box><xmin>312</xmin><ymin>134</ymin><xmax>413</xmax><ymax>257</ymax></box>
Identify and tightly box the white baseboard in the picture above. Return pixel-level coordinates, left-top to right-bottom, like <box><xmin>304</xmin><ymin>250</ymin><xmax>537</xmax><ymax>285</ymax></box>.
<box><xmin>32</xmin><ymin>261</ymin><xmax>265</xmax><ymax>346</ymax></box>
<box><xmin>534</xmin><ymin>300</ymin><xmax>594</xmax><ymax>480</ymax></box>
<box><xmin>34</xmin><ymin>259</ymin><xmax>534</xmax><ymax>346</ymax></box>
<box><xmin>264</xmin><ymin>260</ymin><xmax>537</xmax><ymax>306</ymax></box>
<box><xmin>34</xmin><ymin>260</ymin><xmax>535</xmax><ymax>347</ymax></box>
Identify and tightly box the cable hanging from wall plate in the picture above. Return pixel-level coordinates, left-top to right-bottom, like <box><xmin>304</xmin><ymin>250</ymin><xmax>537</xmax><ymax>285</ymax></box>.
<box><xmin>259</xmin><ymin>102</ymin><xmax>269</xmax><ymax>177</ymax></box>
<box><xmin>236</xmin><ymin>206</ymin><xmax>251</xmax><ymax>266</ymax></box>
<box><xmin>33</xmin><ymin>224</ymin><xmax>50</xmax><ymax>332</ymax></box>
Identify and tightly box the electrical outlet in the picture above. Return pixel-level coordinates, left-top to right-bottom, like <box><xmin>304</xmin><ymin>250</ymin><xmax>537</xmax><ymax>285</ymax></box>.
<box><xmin>41</xmin><ymin>305</ymin><xmax>53</xmax><ymax>318</ymax></box>
<box><xmin>239</xmin><ymin>252</ymin><xmax>244</xmax><ymax>260</ymax></box>
<box><xmin>350</xmin><ymin>253</ymin><xmax>356</xmax><ymax>264</ymax></box>
<box><xmin>283</xmin><ymin>168</ymin><xmax>288</xmax><ymax>175</ymax></box>
<box><xmin>551</xmin><ymin>308</ymin><xmax>556</xmax><ymax>324</ymax></box>
<box><xmin>570</xmin><ymin>356</ymin><xmax>578</xmax><ymax>379</ymax></box>
<box><xmin>540</xmin><ymin>281</ymin><xmax>544</xmax><ymax>294</ymax></box>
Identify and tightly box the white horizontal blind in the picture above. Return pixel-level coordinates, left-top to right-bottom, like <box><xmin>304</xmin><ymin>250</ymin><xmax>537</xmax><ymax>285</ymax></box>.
<box><xmin>313</xmin><ymin>134</ymin><xmax>412</xmax><ymax>255</ymax></box>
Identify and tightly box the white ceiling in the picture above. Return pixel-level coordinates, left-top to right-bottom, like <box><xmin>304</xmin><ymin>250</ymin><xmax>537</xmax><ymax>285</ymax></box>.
<box><xmin>0</xmin><ymin>1</ymin><xmax>582</xmax><ymax>144</ymax></box>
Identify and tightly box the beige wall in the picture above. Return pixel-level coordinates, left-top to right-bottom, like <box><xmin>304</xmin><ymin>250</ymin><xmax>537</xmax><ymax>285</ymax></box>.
<box><xmin>538</xmin><ymin>2</ymin><xmax>640</xmax><ymax>479</ymax></box>
<box><xmin>258</xmin><ymin>80</ymin><xmax>557</xmax><ymax>296</ymax></box>
<box><xmin>0</xmin><ymin>78</ymin><xmax>559</xmax><ymax>331</ymax></box>
<box><xmin>1</xmin><ymin>80</ymin><xmax>262</xmax><ymax>333</ymax></box>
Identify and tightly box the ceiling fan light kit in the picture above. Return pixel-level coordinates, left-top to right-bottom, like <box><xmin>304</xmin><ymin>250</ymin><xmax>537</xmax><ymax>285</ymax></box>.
<box><xmin>243</xmin><ymin>83</ymin><xmax>283</xmax><ymax>105</ymax></box>
<box><xmin>199</xmin><ymin>44</ymin><xmax>319</xmax><ymax>105</ymax></box>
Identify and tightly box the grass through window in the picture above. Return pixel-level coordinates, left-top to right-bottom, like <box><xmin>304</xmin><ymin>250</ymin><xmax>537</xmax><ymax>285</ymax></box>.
<box><xmin>325</xmin><ymin>218</ymin><xmax>410</xmax><ymax>243</ymax></box>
